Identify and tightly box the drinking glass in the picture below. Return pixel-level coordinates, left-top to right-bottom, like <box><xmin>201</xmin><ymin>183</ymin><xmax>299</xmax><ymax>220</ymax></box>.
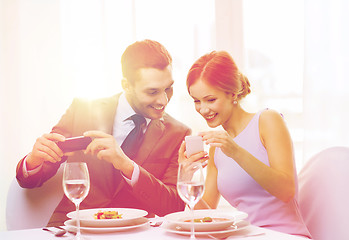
<box><xmin>63</xmin><ymin>162</ymin><xmax>90</xmax><ymax>240</ymax></box>
<box><xmin>177</xmin><ymin>161</ymin><xmax>205</xmax><ymax>239</ymax></box>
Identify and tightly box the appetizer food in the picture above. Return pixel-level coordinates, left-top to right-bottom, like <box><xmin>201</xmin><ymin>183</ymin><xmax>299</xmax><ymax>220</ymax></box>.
<box><xmin>194</xmin><ymin>217</ymin><xmax>213</xmax><ymax>223</ymax></box>
<box><xmin>94</xmin><ymin>210</ymin><xmax>122</xmax><ymax>219</ymax></box>
<box><xmin>184</xmin><ymin>217</ymin><xmax>230</xmax><ymax>223</ymax></box>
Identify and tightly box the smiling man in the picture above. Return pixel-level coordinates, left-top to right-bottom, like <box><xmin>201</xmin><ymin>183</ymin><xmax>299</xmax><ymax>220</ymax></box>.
<box><xmin>16</xmin><ymin>40</ymin><xmax>191</xmax><ymax>226</ymax></box>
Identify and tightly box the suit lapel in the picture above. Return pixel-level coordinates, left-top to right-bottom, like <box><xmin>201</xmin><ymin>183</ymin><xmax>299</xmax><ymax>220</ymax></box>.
<box><xmin>98</xmin><ymin>94</ymin><xmax>165</xmax><ymax>166</ymax></box>
<box><xmin>92</xmin><ymin>94</ymin><xmax>119</xmax><ymax>134</ymax></box>
<box><xmin>90</xmin><ymin>94</ymin><xmax>127</xmax><ymax>197</ymax></box>
<box><xmin>134</xmin><ymin>119</ymin><xmax>165</xmax><ymax>165</ymax></box>
<box><xmin>113</xmin><ymin>118</ymin><xmax>165</xmax><ymax>196</ymax></box>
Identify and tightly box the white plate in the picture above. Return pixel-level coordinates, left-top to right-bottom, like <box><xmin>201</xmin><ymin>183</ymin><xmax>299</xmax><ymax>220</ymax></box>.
<box><xmin>67</xmin><ymin>208</ymin><xmax>148</xmax><ymax>227</ymax></box>
<box><xmin>164</xmin><ymin>209</ymin><xmax>248</xmax><ymax>232</ymax></box>
<box><xmin>64</xmin><ymin>217</ymin><xmax>149</xmax><ymax>233</ymax></box>
<box><xmin>161</xmin><ymin>219</ymin><xmax>250</xmax><ymax>236</ymax></box>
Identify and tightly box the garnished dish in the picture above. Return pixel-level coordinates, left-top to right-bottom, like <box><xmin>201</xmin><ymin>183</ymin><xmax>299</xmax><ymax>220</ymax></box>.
<box><xmin>94</xmin><ymin>210</ymin><xmax>123</xmax><ymax>219</ymax></box>
<box><xmin>161</xmin><ymin>219</ymin><xmax>250</xmax><ymax>236</ymax></box>
<box><xmin>164</xmin><ymin>209</ymin><xmax>248</xmax><ymax>232</ymax></box>
<box><xmin>64</xmin><ymin>217</ymin><xmax>149</xmax><ymax>233</ymax></box>
<box><xmin>184</xmin><ymin>217</ymin><xmax>230</xmax><ymax>223</ymax></box>
<box><xmin>67</xmin><ymin>208</ymin><xmax>148</xmax><ymax>227</ymax></box>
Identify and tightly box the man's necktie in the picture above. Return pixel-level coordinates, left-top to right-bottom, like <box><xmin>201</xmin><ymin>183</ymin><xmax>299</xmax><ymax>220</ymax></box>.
<box><xmin>121</xmin><ymin>114</ymin><xmax>146</xmax><ymax>159</ymax></box>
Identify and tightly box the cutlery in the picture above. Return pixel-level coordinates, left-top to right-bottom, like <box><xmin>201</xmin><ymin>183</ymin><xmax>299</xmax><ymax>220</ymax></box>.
<box><xmin>55</xmin><ymin>226</ymin><xmax>77</xmax><ymax>236</ymax></box>
<box><xmin>42</xmin><ymin>227</ymin><xmax>67</xmax><ymax>237</ymax></box>
<box><xmin>150</xmin><ymin>221</ymin><xmax>163</xmax><ymax>227</ymax></box>
<box><xmin>149</xmin><ymin>218</ymin><xmax>163</xmax><ymax>227</ymax></box>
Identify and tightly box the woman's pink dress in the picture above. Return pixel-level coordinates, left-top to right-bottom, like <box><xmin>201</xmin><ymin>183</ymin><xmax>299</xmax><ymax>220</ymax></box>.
<box><xmin>214</xmin><ymin>110</ymin><xmax>311</xmax><ymax>238</ymax></box>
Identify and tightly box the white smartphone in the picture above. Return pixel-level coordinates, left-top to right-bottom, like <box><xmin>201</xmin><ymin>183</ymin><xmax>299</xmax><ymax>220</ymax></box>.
<box><xmin>185</xmin><ymin>135</ymin><xmax>204</xmax><ymax>157</ymax></box>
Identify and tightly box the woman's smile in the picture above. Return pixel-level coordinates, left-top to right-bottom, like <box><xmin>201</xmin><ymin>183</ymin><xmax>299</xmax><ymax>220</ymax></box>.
<box><xmin>204</xmin><ymin>113</ymin><xmax>217</xmax><ymax>121</ymax></box>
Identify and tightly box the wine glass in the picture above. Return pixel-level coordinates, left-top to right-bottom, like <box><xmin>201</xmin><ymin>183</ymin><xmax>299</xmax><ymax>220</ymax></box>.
<box><xmin>63</xmin><ymin>162</ymin><xmax>90</xmax><ymax>240</ymax></box>
<box><xmin>177</xmin><ymin>161</ymin><xmax>205</xmax><ymax>239</ymax></box>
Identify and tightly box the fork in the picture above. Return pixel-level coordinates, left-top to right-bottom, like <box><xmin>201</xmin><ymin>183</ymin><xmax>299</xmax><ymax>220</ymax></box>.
<box><xmin>149</xmin><ymin>217</ymin><xmax>164</xmax><ymax>227</ymax></box>
<box><xmin>42</xmin><ymin>227</ymin><xmax>67</xmax><ymax>237</ymax></box>
<box><xmin>55</xmin><ymin>226</ymin><xmax>77</xmax><ymax>235</ymax></box>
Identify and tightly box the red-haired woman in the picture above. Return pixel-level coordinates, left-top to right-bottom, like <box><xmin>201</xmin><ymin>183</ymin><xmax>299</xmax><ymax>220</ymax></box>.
<box><xmin>180</xmin><ymin>51</ymin><xmax>311</xmax><ymax>238</ymax></box>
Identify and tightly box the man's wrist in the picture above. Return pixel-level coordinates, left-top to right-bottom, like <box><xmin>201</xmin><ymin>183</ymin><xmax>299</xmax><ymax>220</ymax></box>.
<box><xmin>118</xmin><ymin>158</ymin><xmax>135</xmax><ymax>179</ymax></box>
<box><xmin>121</xmin><ymin>161</ymin><xmax>140</xmax><ymax>186</ymax></box>
<box><xmin>23</xmin><ymin>155</ymin><xmax>43</xmax><ymax>177</ymax></box>
<box><xmin>25</xmin><ymin>153</ymin><xmax>43</xmax><ymax>170</ymax></box>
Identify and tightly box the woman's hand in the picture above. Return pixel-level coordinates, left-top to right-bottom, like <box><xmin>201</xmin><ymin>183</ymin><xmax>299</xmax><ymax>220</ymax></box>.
<box><xmin>178</xmin><ymin>140</ymin><xmax>208</xmax><ymax>166</ymax></box>
<box><xmin>199</xmin><ymin>131</ymin><xmax>239</xmax><ymax>159</ymax></box>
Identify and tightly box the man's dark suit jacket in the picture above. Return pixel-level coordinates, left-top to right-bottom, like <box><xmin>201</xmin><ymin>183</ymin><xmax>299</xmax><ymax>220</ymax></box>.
<box><xmin>16</xmin><ymin>94</ymin><xmax>190</xmax><ymax>226</ymax></box>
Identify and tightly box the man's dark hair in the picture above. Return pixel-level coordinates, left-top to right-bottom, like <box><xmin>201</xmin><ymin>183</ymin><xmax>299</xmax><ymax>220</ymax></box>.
<box><xmin>121</xmin><ymin>39</ymin><xmax>172</xmax><ymax>84</ymax></box>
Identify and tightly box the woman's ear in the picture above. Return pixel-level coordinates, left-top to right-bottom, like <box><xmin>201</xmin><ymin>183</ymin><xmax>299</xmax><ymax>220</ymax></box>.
<box><xmin>231</xmin><ymin>93</ymin><xmax>238</xmax><ymax>105</ymax></box>
<box><xmin>229</xmin><ymin>92</ymin><xmax>236</xmax><ymax>100</ymax></box>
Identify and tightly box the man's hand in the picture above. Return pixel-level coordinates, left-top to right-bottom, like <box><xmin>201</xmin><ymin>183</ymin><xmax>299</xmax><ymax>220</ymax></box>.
<box><xmin>84</xmin><ymin>131</ymin><xmax>134</xmax><ymax>178</ymax></box>
<box><xmin>26</xmin><ymin>133</ymin><xmax>66</xmax><ymax>170</ymax></box>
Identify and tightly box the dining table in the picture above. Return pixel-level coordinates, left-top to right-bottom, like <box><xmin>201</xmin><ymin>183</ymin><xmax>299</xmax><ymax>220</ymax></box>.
<box><xmin>0</xmin><ymin>222</ymin><xmax>308</xmax><ymax>240</ymax></box>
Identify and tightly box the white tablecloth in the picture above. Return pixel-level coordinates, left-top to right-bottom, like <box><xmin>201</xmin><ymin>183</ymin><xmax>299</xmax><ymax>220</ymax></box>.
<box><xmin>0</xmin><ymin>224</ymin><xmax>308</xmax><ymax>240</ymax></box>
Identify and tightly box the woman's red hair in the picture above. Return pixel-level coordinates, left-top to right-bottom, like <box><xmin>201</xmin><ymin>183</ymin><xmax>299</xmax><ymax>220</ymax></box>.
<box><xmin>186</xmin><ymin>51</ymin><xmax>250</xmax><ymax>100</ymax></box>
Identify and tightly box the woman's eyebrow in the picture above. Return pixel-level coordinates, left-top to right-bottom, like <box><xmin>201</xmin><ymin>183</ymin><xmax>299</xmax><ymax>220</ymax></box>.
<box><xmin>203</xmin><ymin>95</ymin><xmax>215</xmax><ymax>99</ymax></box>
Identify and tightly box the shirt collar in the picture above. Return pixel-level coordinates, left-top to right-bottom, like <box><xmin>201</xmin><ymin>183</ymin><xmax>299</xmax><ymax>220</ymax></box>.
<box><xmin>117</xmin><ymin>93</ymin><xmax>152</xmax><ymax>125</ymax></box>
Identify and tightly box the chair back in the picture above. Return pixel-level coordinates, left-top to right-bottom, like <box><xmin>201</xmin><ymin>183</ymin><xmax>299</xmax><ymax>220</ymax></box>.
<box><xmin>6</xmin><ymin>164</ymin><xmax>64</xmax><ymax>230</ymax></box>
<box><xmin>298</xmin><ymin>146</ymin><xmax>349</xmax><ymax>240</ymax></box>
